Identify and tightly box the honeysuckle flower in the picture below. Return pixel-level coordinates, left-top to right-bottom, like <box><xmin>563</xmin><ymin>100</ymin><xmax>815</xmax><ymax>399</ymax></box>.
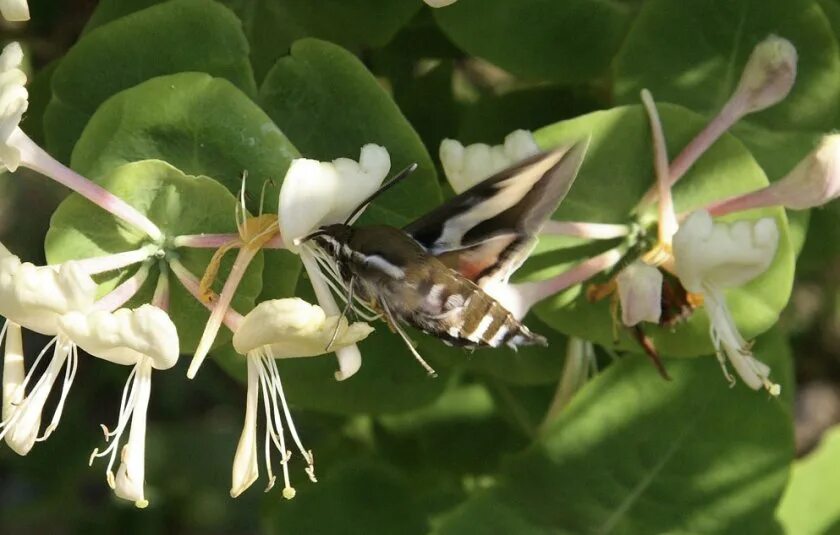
<box><xmin>615</xmin><ymin>261</ymin><xmax>663</xmax><ymax>327</ymax></box>
<box><xmin>439</xmin><ymin>130</ymin><xmax>540</xmax><ymax>194</ymax></box>
<box><xmin>638</xmin><ymin>36</ymin><xmax>797</xmax><ymax>209</ymax></box>
<box><xmin>229</xmin><ymin>298</ymin><xmax>373</xmax><ymax>499</ymax></box>
<box><xmin>0</xmin><ymin>0</ymin><xmax>29</xmax><ymax>21</ymax></box>
<box><xmin>707</xmin><ymin>134</ymin><xmax>840</xmax><ymax>216</ymax></box>
<box><xmin>0</xmin><ymin>256</ymin><xmax>97</xmax><ymax>455</ymax></box>
<box><xmin>673</xmin><ymin>210</ymin><xmax>780</xmax><ymax>394</ymax></box>
<box><xmin>59</xmin><ymin>304</ymin><xmax>179</xmax><ymax>508</ymax></box>
<box><xmin>0</xmin><ymin>42</ymin><xmax>162</xmax><ymax>240</ymax></box>
<box><xmin>279</xmin><ymin>144</ymin><xmax>389</xmax><ymax>381</ymax></box>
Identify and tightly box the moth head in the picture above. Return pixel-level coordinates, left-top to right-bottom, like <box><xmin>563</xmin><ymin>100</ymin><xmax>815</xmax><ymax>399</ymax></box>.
<box><xmin>299</xmin><ymin>224</ymin><xmax>353</xmax><ymax>258</ymax></box>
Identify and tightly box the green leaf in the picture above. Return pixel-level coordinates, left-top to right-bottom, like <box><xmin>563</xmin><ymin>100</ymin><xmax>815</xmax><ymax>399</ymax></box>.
<box><xmin>614</xmin><ymin>0</ymin><xmax>840</xmax><ymax>131</ymax></box>
<box><xmin>777</xmin><ymin>425</ymin><xmax>840</xmax><ymax>534</ymax></box>
<box><xmin>71</xmin><ymin>72</ymin><xmax>302</xmax><ymax>300</ymax></box>
<box><xmin>71</xmin><ymin>72</ymin><xmax>297</xmax><ymax>212</ymax></box>
<box><xmin>437</xmin><ymin>354</ymin><xmax>794</xmax><ymax>534</ymax></box>
<box><xmin>81</xmin><ymin>0</ymin><xmax>421</xmax><ymax>85</ymax></box>
<box><xmin>434</xmin><ymin>0</ymin><xmax>634</xmax><ymax>83</ymax></box>
<box><xmin>259</xmin><ymin>38</ymin><xmax>442</xmax><ymax>225</ymax></box>
<box><xmin>532</xmin><ymin>104</ymin><xmax>795</xmax><ymax>357</ymax></box>
<box><xmin>266</xmin><ymin>459</ymin><xmax>427</xmax><ymax>535</ymax></box>
<box><xmin>45</xmin><ymin>160</ymin><xmax>264</xmax><ymax>352</ymax></box>
<box><xmin>457</xmin><ymin>86</ymin><xmax>603</xmax><ymax>146</ymax></box>
<box><xmin>44</xmin><ymin>0</ymin><xmax>256</xmax><ymax>163</ymax></box>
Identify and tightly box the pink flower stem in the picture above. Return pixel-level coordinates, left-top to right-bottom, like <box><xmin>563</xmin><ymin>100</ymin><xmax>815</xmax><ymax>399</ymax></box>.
<box><xmin>73</xmin><ymin>245</ymin><xmax>159</xmax><ymax>275</ymax></box>
<box><xmin>702</xmin><ymin>185</ymin><xmax>781</xmax><ymax>217</ymax></box>
<box><xmin>541</xmin><ymin>221</ymin><xmax>630</xmax><ymax>240</ymax></box>
<box><xmin>168</xmin><ymin>260</ymin><xmax>244</xmax><ymax>341</ymax></box>
<box><xmin>636</xmin><ymin>96</ymin><xmax>746</xmax><ymax>210</ymax></box>
<box><xmin>94</xmin><ymin>263</ymin><xmax>152</xmax><ymax>312</ymax></box>
<box><xmin>10</xmin><ymin>128</ymin><xmax>163</xmax><ymax>241</ymax></box>
<box><xmin>641</xmin><ymin>90</ymin><xmax>678</xmax><ymax>244</ymax></box>
<box><xmin>151</xmin><ymin>266</ymin><xmax>170</xmax><ymax>311</ymax></box>
<box><xmin>512</xmin><ymin>247</ymin><xmax>624</xmax><ymax>311</ymax></box>
<box><xmin>174</xmin><ymin>233</ymin><xmax>285</xmax><ymax>249</ymax></box>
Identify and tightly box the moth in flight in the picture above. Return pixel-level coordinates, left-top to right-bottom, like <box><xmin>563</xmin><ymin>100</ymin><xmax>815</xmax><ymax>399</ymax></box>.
<box><xmin>299</xmin><ymin>139</ymin><xmax>589</xmax><ymax>375</ymax></box>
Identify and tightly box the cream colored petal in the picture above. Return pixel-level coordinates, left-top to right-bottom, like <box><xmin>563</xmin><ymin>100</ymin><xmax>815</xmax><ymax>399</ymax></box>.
<box><xmin>616</xmin><ymin>262</ymin><xmax>663</xmax><ymax>326</ymax></box>
<box><xmin>59</xmin><ymin>305</ymin><xmax>179</xmax><ymax>370</ymax></box>
<box><xmin>673</xmin><ymin>210</ymin><xmax>779</xmax><ymax>293</ymax></box>
<box><xmin>439</xmin><ymin>130</ymin><xmax>539</xmax><ymax>193</ymax></box>
<box><xmin>0</xmin><ymin>259</ymin><xmax>97</xmax><ymax>335</ymax></box>
<box><xmin>232</xmin><ymin>298</ymin><xmax>373</xmax><ymax>357</ymax></box>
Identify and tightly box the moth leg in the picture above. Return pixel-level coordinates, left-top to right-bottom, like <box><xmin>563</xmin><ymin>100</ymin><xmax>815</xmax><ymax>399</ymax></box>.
<box><xmin>380</xmin><ymin>301</ymin><xmax>438</xmax><ymax>378</ymax></box>
<box><xmin>326</xmin><ymin>277</ymin><xmax>355</xmax><ymax>351</ymax></box>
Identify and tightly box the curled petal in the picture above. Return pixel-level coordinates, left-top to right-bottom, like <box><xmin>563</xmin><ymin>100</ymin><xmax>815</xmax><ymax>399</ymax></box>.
<box><xmin>439</xmin><ymin>130</ymin><xmax>540</xmax><ymax>193</ymax></box>
<box><xmin>231</xmin><ymin>357</ymin><xmax>260</xmax><ymax>498</ymax></box>
<box><xmin>59</xmin><ymin>305</ymin><xmax>179</xmax><ymax>370</ymax></box>
<box><xmin>673</xmin><ymin>210</ymin><xmax>779</xmax><ymax>293</ymax></box>
<box><xmin>232</xmin><ymin>298</ymin><xmax>373</xmax><ymax>357</ymax></box>
<box><xmin>0</xmin><ymin>258</ymin><xmax>97</xmax><ymax>335</ymax></box>
<box><xmin>278</xmin><ymin>144</ymin><xmax>390</xmax><ymax>250</ymax></box>
<box><xmin>616</xmin><ymin>262</ymin><xmax>663</xmax><ymax>326</ymax></box>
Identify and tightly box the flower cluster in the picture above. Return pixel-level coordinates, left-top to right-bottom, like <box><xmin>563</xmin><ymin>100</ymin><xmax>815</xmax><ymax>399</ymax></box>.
<box><xmin>0</xmin><ymin>16</ymin><xmax>838</xmax><ymax>511</ymax></box>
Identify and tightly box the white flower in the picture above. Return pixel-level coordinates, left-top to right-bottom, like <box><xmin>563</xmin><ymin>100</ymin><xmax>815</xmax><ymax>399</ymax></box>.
<box><xmin>616</xmin><ymin>261</ymin><xmax>663</xmax><ymax>326</ymax></box>
<box><xmin>229</xmin><ymin>298</ymin><xmax>372</xmax><ymax>499</ymax></box>
<box><xmin>439</xmin><ymin>130</ymin><xmax>540</xmax><ymax>193</ymax></box>
<box><xmin>673</xmin><ymin>210</ymin><xmax>780</xmax><ymax>394</ymax></box>
<box><xmin>60</xmin><ymin>304</ymin><xmax>179</xmax><ymax>508</ymax></box>
<box><xmin>0</xmin><ymin>0</ymin><xmax>29</xmax><ymax>21</ymax></box>
<box><xmin>731</xmin><ymin>35</ymin><xmax>797</xmax><ymax>115</ymax></box>
<box><xmin>0</xmin><ymin>256</ymin><xmax>97</xmax><ymax>455</ymax></box>
<box><xmin>0</xmin><ymin>41</ymin><xmax>28</xmax><ymax>172</ymax></box>
<box><xmin>278</xmin><ymin>144</ymin><xmax>389</xmax><ymax>380</ymax></box>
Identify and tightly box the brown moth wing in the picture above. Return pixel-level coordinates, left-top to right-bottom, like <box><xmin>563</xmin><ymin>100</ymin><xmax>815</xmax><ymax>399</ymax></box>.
<box><xmin>404</xmin><ymin>139</ymin><xmax>589</xmax><ymax>288</ymax></box>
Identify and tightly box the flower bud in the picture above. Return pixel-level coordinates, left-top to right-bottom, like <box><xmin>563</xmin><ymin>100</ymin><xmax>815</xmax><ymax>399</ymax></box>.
<box><xmin>616</xmin><ymin>261</ymin><xmax>663</xmax><ymax>326</ymax></box>
<box><xmin>732</xmin><ymin>35</ymin><xmax>797</xmax><ymax>115</ymax></box>
<box><xmin>767</xmin><ymin>134</ymin><xmax>840</xmax><ymax>209</ymax></box>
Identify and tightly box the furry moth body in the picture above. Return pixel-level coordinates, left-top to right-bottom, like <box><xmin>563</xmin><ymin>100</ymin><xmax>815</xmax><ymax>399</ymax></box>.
<box><xmin>305</xmin><ymin>139</ymin><xmax>590</xmax><ymax>362</ymax></box>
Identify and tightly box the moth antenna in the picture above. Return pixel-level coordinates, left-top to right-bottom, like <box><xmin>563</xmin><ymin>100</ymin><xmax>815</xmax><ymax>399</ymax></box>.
<box><xmin>380</xmin><ymin>300</ymin><xmax>438</xmax><ymax>378</ymax></box>
<box><xmin>343</xmin><ymin>163</ymin><xmax>419</xmax><ymax>226</ymax></box>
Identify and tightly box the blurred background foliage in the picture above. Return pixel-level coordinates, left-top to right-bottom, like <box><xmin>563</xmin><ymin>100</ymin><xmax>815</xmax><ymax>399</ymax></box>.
<box><xmin>2</xmin><ymin>0</ymin><xmax>840</xmax><ymax>533</ymax></box>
